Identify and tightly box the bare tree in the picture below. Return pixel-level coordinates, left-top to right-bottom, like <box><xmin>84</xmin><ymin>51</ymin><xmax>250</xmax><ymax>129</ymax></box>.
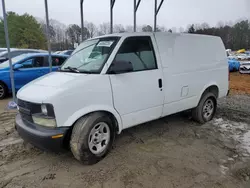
<box><xmin>200</xmin><ymin>22</ymin><xmax>210</xmax><ymax>29</ymax></box>
<box><xmin>156</xmin><ymin>26</ymin><xmax>167</xmax><ymax>32</ymax></box>
<box><xmin>86</xmin><ymin>22</ymin><xmax>97</xmax><ymax>38</ymax></box>
<box><xmin>98</xmin><ymin>23</ymin><xmax>110</xmax><ymax>36</ymax></box>
<box><xmin>142</xmin><ymin>25</ymin><xmax>153</xmax><ymax>32</ymax></box>
<box><xmin>217</xmin><ymin>21</ymin><xmax>225</xmax><ymax>28</ymax></box>
<box><xmin>179</xmin><ymin>27</ymin><xmax>185</xmax><ymax>33</ymax></box>
<box><xmin>50</xmin><ymin>19</ymin><xmax>67</xmax><ymax>43</ymax></box>
<box><xmin>125</xmin><ymin>25</ymin><xmax>134</xmax><ymax>32</ymax></box>
<box><xmin>39</xmin><ymin>20</ymin><xmax>56</xmax><ymax>42</ymax></box>
<box><xmin>171</xmin><ymin>27</ymin><xmax>177</xmax><ymax>33</ymax></box>
<box><xmin>66</xmin><ymin>24</ymin><xmax>81</xmax><ymax>45</ymax></box>
<box><xmin>187</xmin><ymin>24</ymin><xmax>195</xmax><ymax>33</ymax></box>
<box><xmin>113</xmin><ymin>24</ymin><xmax>125</xmax><ymax>33</ymax></box>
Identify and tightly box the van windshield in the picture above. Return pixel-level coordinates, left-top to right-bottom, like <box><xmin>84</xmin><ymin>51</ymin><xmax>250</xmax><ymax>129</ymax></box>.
<box><xmin>60</xmin><ymin>37</ymin><xmax>120</xmax><ymax>74</ymax></box>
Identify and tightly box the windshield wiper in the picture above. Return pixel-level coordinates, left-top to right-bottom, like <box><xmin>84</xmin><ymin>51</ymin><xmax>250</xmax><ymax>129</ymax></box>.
<box><xmin>78</xmin><ymin>70</ymin><xmax>95</xmax><ymax>74</ymax></box>
<box><xmin>63</xmin><ymin>66</ymin><xmax>80</xmax><ymax>73</ymax></box>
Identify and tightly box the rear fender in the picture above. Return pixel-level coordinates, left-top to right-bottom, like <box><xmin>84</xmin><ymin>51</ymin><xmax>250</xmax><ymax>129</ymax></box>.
<box><xmin>196</xmin><ymin>82</ymin><xmax>218</xmax><ymax>106</ymax></box>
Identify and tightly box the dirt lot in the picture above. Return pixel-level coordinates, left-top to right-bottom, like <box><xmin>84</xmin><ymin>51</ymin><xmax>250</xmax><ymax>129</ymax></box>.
<box><xmin>0</xmin><ymin>75</ymin><xmax>250</xmax><ymax>188</ymax></box>
<box><xmin>230</xmin><ymin>72</ymin><xmax>250</xmax><ymax>95</ymax></box>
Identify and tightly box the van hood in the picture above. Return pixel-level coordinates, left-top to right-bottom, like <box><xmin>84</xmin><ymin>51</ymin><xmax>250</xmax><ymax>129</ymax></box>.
<box><xmin>17</xmin><ymin>72</ymin><xmax>90</xmax><ymax>103</ymax></box>
<box><xmin>32</xmin><ymin>72</ymin><xmax>86</xmax><ymax>87</ymax></box>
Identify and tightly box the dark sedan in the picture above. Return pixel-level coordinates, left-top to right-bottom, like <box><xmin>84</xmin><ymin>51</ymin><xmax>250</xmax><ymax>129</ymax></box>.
<box><xmin>0</xmin><ymin>49</ymin><xmax>47</xmax><ymax>63</ymax></box>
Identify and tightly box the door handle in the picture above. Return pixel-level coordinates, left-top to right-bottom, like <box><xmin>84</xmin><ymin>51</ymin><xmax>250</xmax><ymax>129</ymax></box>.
<box><xmin>158</xmin><ymin>79</ymin><xmax>162</xmax><ymax>89</ymax></box>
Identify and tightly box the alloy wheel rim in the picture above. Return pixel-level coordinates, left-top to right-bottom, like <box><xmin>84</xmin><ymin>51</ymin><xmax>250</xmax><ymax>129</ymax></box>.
<box><xmin>203</xmin><ymin>99</ymin><xmax>214</xmax><ymax>120</ymax></box>
<box><xmin>88</xmin><ymin>122</ymin><xmax>111</xmax><ymax>155</ymax></box>
<box><xmin>0</xmin><ymin>85</ymin><xmax>4</xmax><ymax>98</ymax></box>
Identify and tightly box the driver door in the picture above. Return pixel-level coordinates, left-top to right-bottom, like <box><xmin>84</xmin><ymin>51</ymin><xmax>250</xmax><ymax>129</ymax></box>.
<box><xmin>14</xmin><ymin>56</ymin><xmax>46</xmax><ymax>90</ymax></box>
<box><xmin>109</xmin><ymin>36</ymin><xmax>164</xmax><ymax>129</ymax></box>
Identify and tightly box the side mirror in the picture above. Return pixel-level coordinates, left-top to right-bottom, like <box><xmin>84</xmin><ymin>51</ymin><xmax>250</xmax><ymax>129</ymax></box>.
<box><xmin>109</xmin><ymin>60</ymin><xmax>133</xmax><ymax>74</ymax></box>
<box><xmin>13</xmin><ymin>64</ymin><xmax>23</xmax><ymax>70</ymax></box>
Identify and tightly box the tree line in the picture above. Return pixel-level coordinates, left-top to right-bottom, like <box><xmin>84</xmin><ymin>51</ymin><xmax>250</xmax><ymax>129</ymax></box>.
<box><xmin>187</xmin><ymin>20</ymin><xmax>250</xmax><ymax>50</ymax></box>
<box><xmin>0</xmin><ymin>12</ymin><xmax>249</xmax><ymax>51</ymax></box>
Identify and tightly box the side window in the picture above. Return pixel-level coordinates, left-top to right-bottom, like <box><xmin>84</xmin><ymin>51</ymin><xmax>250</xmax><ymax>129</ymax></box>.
<box><xmin>20</xmin><ymin>57</ymin><xmax>45</xmax><ymax>68</ymax></box>
<box><xmin>33</xmin><ymin>57</ymin><xmax>45</xmax><ymax>67</ymax></box>
<box><xmin>52</xmin><ymin>57</ymin><xmax>67</xmax><ymax>66</ymax></box>
<box><xmin>114</xmin><ymin>36</ymin><xmax>157</xmax><ymax>72</ymax></box>
<box><xmin>21</xmin><ymin>59</ymin><xmax>34</xmax><ymax>68</ymax></box>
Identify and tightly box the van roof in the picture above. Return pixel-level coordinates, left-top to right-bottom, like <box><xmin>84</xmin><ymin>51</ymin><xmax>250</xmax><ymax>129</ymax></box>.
<box><xmin>92</xmin><ymin>32</ymin><xmax>220</xmax><ymax>40</ymax></box>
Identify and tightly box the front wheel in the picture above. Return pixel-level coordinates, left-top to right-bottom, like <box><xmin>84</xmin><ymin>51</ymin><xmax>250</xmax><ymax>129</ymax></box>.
<box><xmin>192</xmin><ymin>92</ymin><xmax>217</xmax><ymax>124</ymax></box>
<box><xmin>70</xmin><ymin>112</ymin><xmax>115</xmax><ymax>165</ymax></box>
<box><xmin>0</xmin><ymin>83</ymin><xmax>7</xmax><ymax>100</ymax></box>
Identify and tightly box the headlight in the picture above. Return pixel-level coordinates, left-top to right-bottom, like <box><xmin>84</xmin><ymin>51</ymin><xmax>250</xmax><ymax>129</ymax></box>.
<box><xmin>32</xmin><ymin>115</ymin><xmax>56</xmax><ymax>128</ymax></box>
<box><xmin>41</xmin><ymin>104</ymin><xmax>48</xmax><ymax>115</ymax></box>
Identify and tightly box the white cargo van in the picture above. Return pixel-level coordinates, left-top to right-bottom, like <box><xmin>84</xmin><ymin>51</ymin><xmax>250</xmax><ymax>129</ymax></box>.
<box><xmin>15</xmin><ymin>32</ymin><xmax>229</xmax><ymax>164</ymax></box>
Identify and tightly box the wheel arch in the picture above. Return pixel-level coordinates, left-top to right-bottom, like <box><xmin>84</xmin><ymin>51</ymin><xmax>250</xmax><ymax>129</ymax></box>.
<box><xmin>0</xmin><ymin>80</ymin><xmax>8</xmax><ymax>89</ymax></box>
<box><xmin>62</xmin><ymin>105</ymin><xmax>123</xmax><ymax>134</ymax></box>
<box><xmin>197</xmin><ymin>83</ymin><xmax>219</xmax><ymax>106</ymax></box>
<box><xmin>0</xmin><ymin>80</ymin><xmax>9</xmax><ymax>97</ymax></box>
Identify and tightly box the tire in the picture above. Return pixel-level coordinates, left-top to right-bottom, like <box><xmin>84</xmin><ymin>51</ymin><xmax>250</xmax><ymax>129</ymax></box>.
<box><xmin>192</xmin><ymin>92</ymin><xmax>217</xmax><ymax>124</ymax></box>
<box><xmin>70</xmin><ymin>112</ymin><xmax>115</xmax><ymax>165</ymax></box>
<box><xmin>0</xmin><ymin>82</ymin><xmax>7</xmax><ymax>100</ymax></box>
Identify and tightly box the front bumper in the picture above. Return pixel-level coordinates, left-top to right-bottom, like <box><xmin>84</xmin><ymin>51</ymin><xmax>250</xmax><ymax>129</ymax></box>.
<box><xmin>15</xmin><ymin>113</ymin><xmax>70</xmax><ymax>152</ymax></box>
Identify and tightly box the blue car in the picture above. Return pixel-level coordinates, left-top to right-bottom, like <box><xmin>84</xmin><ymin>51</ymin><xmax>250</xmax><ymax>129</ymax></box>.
<box><xmin>0</xmin><ymin>53</ymin><xmax>68</xmax><ymax>99</ymax></box>
<box><xmin>228</xmin><ymin>59</ymin><xmax>240</xmax><ymax>72</ymax></box>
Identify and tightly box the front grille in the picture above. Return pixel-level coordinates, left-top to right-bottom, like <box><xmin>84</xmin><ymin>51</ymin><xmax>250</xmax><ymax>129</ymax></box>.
<box><xmin>17</xmin><ymin>99</ymin><xmax>41</xmax><ymax>113</ymax></box>
<box><xmin>20</xmin><ymin>111</ymin><xmax>33</xmax><ymax>123</ymax></box>
<box><xmin>17</xmin><ymin>99</ymin><xmax>41</xmax><ymax>123</ymax></box>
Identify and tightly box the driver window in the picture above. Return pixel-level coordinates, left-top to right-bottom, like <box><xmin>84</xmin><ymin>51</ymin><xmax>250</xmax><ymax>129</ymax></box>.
<box><xmin>21</xmin><ymin>59</ymin><xmax>33</xmax><ymax>68</ymax></box>
<box><xmin>20</xmin><ymin>57</ymin><xmax>45</xmax><ymax>68</ymax></box>
<box><xmin>114</xmin><ymin>36</ymin><xmax>157</xmax><ymax>72</ymax></box>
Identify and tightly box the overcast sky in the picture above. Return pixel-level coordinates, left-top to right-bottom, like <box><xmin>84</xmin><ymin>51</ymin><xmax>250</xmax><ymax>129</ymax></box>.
<box><xmin>0</xmin><ymin>0</ymin><xmax>250</xmax><ymax>29</ymax></box>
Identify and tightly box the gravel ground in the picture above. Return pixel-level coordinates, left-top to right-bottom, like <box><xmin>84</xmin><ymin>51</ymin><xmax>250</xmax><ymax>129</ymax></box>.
<box><xmin>0</xmin><ymin>95</ymin><xmax>250</xmax><ymax>188</ymax></box>
<box><xmin>217</xmin><ymin>95</ymin><xmax>250</xmax><ymax>123</ymax></box>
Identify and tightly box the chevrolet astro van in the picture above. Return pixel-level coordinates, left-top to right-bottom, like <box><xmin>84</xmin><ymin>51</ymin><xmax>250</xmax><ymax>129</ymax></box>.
<box><xmin>16</xmin><ymin>32</ymin><xmax>229</xmax><ymax>164</ymax></box>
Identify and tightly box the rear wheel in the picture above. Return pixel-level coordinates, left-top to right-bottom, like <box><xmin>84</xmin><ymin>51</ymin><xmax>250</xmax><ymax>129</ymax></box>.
<box><xmin>70</xmin><ymin>112</ymin><xmax>115</xmax><ymax>165</ymax></box>
<box><xmin>192</xmin><ymin>92</ymin><xmax>217</xmax><ymax>124</ymax></box>
<box><xmin>0</xmin><ymin>82</ymin><xmax>7</xmax><ymax>99</ymax></box>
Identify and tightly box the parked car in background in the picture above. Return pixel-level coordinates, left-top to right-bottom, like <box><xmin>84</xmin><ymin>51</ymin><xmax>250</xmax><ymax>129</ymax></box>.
<box><xmin>59</xmin><ymin>50</ymin><xmax>74</xmax><ymax>55</ymax></box>
<box><xmin>54</xmin><ymin>51</ymin><xmax>62</xmax><ymax>54</ymax></box>
<box><xmin>227</xmin><ymin>55</ymin><xmax>236</xmax><ymax>60</ymax></box>
<box><xmin>239</xmin><ymin>62</ymin><xmax>250</xmax><ymax>74</ymax></box>
<box><xmin>0</xmin><ymin>53</ymin><xmax>68</xmax><ymax>99</ymax></box>
<box><xmin>0</xmin><ymin>49</ymin><xmax>47</xmax><ymax>63</ymax></box>
<box><xmin>0</xmin><ymin>48</ymin><xmax>7</xmax><ymax>53</ymax></box>
<box><xmin>237</xmin><ymin>53</ymin><xmax>248</xmax><ymax>60</ymax></box>
<box><xmin>228</xmin><ymin>59</ymin><xmax>240</xmax><ymax>72</ymax></box>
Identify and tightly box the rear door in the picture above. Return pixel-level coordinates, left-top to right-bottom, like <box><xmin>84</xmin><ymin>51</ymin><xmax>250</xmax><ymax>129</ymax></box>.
<box><xmin>42</xmin><ymin>55</ymin><xmax>68</xmax><ymax>74</ymax></box>
<box><xmin>52</xmin><ymin>56</ymin><xmax>67</xmax><ymax>70</ymax></box>
<box><xmin>32</xmin><ymin>56</ymin><xmax>48</xmax><ymax>77</ymax></box>
<box><xmin>109</xmin><ymin>36</ymin><xmax>164</xmax><ymax>129</ymax></box>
